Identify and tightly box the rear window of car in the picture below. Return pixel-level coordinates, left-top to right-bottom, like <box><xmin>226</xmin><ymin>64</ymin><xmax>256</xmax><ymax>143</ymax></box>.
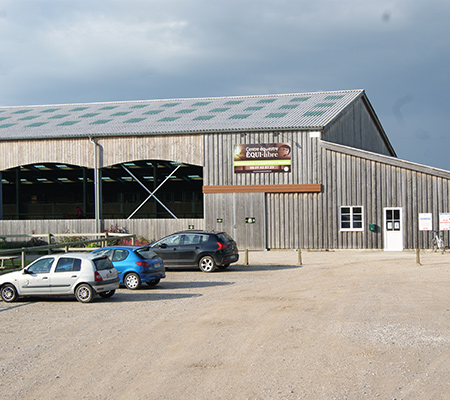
<box><xmin>217</xmin><ymin>233</ymin><xmax>233</xmax><ymax>243</ymax></box>
<box><xmin>135</xmin><ymin>248</ymin><xmax>159</xmax><ymax>259</ymax></box>
<box><xmin>93</xmin><ymin>257</ymin><xmax>114</xmax><ymax>271</ymax></box>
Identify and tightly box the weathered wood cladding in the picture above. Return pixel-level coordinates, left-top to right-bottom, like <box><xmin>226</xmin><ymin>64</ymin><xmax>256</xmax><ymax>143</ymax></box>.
<box><xmin>99</xmin><ymin>134</ymin><xmax>203</xmax><ymax>167</ymax></box>
<box><xmin>0</xmin><ymin>138</ymin><xmax>94</xmax><ymax>170</ymax></box>
<box><xmin>203</xmin><ymin>184</ymin><xmax>322</xmax><ymax>193</ymax></box>
<box><xmin>324</xmin><ymin>98</ymin><xmax>394</xmax><ymax>157</ymax></box>
<box><xmin>204</xmin><ymin>192</ymin><xmax>266</xmax><ymax>250</ymax></box>
<box><xmin>203</xmin><ymin>129</ymin><xmax>450</xmax><ymax>250</ymax></box>
<box><xmin>0</xmin><ymin>219</ymin><xmax>205</xmax><ymax>243</ymax></box>
<box><xmin>0</xmin><ymin>134</ymin><xmax>204</xmax><ymax>171</ymax></box>
<box><xmin>321</xmin><ymin>146</ymin><xmax>450</xmax><ymax>249</ymax></box>
<box><xmin>204</xmin><ymin>130</ymin><xmax>320</xmax><ymax>186</ymax></box>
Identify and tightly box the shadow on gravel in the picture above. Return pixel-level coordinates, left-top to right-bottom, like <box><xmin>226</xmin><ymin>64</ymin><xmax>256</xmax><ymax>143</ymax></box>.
<box><xmin>231</xmin><ymin>264</ymin><xmax>303</xmax><ymax>271</ymax></box>
<box><xmin>109</xmin><ymin>292</ymin><xmax>202</xmax><ymax>302</ymax></box>
<box><xmin>0</xmin><ymin>302</ymin><xmax>34</xmax><ymax>312</ymax></box>
<box><xmin>0</xmin><ymin>292</ymin><xmax>203</xmax><ymax>305</ymax></box>
<box><xmin>157</xmin><ymin>281</ymin><xmax>234</xmax><ymax>290</ymax></box>
<box><xmin>166</xmin><ymin>265</ymin><xmax>302</xmax><ymax>272</ymax></box>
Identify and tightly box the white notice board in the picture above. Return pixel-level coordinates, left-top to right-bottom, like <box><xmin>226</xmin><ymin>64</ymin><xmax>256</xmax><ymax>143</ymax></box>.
<box><xmin>439</xmin><ymin>213</ymin><xmax>450</xmax><ymax>231</ymax></box>
<box><xmin>419</xmin><ymin>213</ymin><xmax>432</xmax><ymax>231</ymax></box>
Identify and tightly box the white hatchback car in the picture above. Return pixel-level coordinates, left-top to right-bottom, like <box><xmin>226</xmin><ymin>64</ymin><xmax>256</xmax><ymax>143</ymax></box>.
<box><xmin>0</xmin><ymin>253</ymin><xmax>119</xmax><ymax>303</ymax></box>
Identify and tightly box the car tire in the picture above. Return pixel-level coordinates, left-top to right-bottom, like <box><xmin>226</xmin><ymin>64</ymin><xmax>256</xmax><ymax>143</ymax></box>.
<box><xmin>124</xmin><ymin>272</ymin><xmax>141</xmax><ymax>290</ymax></box>
<box><xmin>199</xmin><ymin>255</ymin><xmax>216</xmax><ymax>272</ymax></box>
<box><xmin>146</xmin><ymin>278</ymin><xmax>160</xmax><ymax>287</ymax></box>
<box><xmin>1</xmin><ymin>284</ymin><xmax>18</xmax><ymax>302</ymax></box>
<box><xmin>98</xmin><ymin>290</ymin><xmax>115</xmax><ymax>298</ymax></box>
<box><xmin>75</xmin><ymin>284</ymin><xmax>95</xmax><ymax>303</ymax></box>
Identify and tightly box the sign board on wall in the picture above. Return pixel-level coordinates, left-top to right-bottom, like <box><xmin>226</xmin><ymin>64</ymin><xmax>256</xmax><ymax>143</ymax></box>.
<box><xmin>233</xmin><ymin>143</ymin><xmax>291</xmax><ymax>173</ymax></box>
<box><xmin>418</xmin><ymin>213</ymin><xmax>432</xmax><ymax>231</ymax></box>
<box><xmin>439</xmin><ymin>213</ymin><xmax>450</xmax><ymax>230</ymax></box>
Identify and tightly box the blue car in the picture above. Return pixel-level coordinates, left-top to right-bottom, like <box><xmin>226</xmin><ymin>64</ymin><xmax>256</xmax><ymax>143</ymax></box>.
<box><xmin>92</xmin><ymin>245</ymin><xmax>165</xmax><ymax>290</ymax></box>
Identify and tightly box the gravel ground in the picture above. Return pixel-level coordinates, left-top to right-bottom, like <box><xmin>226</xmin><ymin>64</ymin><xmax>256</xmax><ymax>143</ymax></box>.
<box><xmin>1</xmin><ymin>249</ymin><xmax>450</xmax><ymax>400</ymax></box>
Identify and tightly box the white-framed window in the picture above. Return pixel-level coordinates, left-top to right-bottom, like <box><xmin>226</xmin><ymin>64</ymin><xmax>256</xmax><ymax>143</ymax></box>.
<box><xmin>340</xmin><ymin>206</ymin><xmax>364</xmax><ymax>231</ymax></box>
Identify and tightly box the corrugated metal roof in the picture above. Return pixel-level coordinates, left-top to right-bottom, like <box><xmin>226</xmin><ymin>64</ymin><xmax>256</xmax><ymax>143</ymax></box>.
<box><xmin>0</xmin><ymin>90</ymin><xmax>364</xmax><ymax>140</ymax></box>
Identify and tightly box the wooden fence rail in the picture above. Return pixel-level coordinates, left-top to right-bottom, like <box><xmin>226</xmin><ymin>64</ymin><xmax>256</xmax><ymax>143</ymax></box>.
<box><xmin>0</xmin><ymin>233</ymin><xmax>136</xmax><ymax>270</ymax></box>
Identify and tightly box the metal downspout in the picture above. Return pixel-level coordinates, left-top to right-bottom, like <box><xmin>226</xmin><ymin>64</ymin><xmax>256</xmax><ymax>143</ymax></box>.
<box><xmin>89</xmin><ymin>137</ymin><xmax>102</xmax><ymax>233</ymax></box>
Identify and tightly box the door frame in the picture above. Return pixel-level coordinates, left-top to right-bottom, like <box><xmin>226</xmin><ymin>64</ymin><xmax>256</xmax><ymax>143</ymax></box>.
<box><xmin>383</xmin><ymin>207</ymin><xmax>403</xmax><ymax>251</ymax></box>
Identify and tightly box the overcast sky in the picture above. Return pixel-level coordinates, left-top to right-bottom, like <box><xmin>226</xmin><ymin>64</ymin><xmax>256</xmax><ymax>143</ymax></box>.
<box><xmin>0</xmin><ymin>0</ymin><xmax>449</xmax><ymax>170</ymax></box>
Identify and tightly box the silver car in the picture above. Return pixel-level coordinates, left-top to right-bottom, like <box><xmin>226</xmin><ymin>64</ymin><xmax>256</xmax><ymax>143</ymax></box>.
<box><xmin>0</xmin><ymin>253</ymin><xmax>119</xmax><ymax>303</ymax></box>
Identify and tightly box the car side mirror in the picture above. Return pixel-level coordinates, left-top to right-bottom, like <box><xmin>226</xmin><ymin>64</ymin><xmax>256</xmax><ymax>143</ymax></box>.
<box><xmin>159</xmin><ymin>243</ymin><xmax>167</xmax><ymax>249</ymax></box>
<box><xmin>22</xmin><ymin>269</ymin><xmax>30</xmax><ymax>274</ymax></box>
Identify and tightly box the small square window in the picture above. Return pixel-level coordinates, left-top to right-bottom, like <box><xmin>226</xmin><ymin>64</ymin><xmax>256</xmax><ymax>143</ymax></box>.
<box><xmin>340</xmin><ymin>206</ymin><xmax>364</xmax><ymax>231</ymax></box>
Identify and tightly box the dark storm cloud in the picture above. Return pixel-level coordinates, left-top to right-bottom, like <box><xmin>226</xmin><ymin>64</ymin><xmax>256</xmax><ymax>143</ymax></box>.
<box><xmin>0</xmin><ymin>0</ymin><xmax>449</xmax><ymax>169</ymax></box>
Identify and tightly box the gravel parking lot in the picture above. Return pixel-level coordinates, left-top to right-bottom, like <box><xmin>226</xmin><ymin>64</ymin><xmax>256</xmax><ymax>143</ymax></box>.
<box><xmin>1</xmin><ymin>249</ymin><xmax>450</xmax><ymax>400</ymax></box>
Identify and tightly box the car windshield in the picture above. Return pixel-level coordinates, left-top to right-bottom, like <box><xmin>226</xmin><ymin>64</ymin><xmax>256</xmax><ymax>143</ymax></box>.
<box><xmin>93</xmin><ymin>257</ymin><xmax>114</xmax><ymax>271</ymax></box>
<box><xmin>135</xmin><ymin>248</ymin><xmax>159</xmax><ymax>259</ymax></box>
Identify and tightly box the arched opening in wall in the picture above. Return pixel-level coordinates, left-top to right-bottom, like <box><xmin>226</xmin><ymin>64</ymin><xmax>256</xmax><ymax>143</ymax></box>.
<box><xmin>102</xmin><ymin>160</ymin><xmax>203</xmax><ymax>219</ymax></box>
<box><xmin>0</xmin><ymin>160</ymin><xmax>203</xmax><ymax>220</ymax></box>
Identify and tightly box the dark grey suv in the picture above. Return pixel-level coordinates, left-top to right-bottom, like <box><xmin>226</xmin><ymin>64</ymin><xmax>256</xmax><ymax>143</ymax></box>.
<box><xmin>148</xmin><ymin>231</ymin><xmax>239</xmax><ymax>272</ymax></box>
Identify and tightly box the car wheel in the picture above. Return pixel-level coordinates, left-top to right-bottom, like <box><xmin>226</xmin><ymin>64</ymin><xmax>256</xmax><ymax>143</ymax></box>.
<box><xmin>75</xmin><ymin>284</ymin><xmax>95</xmax><ymax>303</ymax></box>
<box><xmin>217</xmin><ymin>264</ymin><xmax>230</xmax><ymax>270</ymax></box>
<box><xmin>98</xmin><ymin>290</ymin><xmax>115</xmax><ymax>298</ymax></box>
<box><xmin>199</xmin><ymin>255</ymin><xmax>216</xmax><ymax>272</ymax></box>
<box><xmin>124</xmin><ymin>273</ymin><xmax>141</xmax><ymax>290</ymax></box>
<box><xmin>1</xmin><ymin>284</ymin><xmax>18</xmax><ymax>302</ymax></box>
<box><xmin>146</xmin><ymin>278</ymin><xmax>160</xmax><ymax>287</ymax></box>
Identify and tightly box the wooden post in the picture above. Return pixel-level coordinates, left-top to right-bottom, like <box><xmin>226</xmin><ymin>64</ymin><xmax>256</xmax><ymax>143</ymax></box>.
<box><xmin>47</xmin><ymin>233</ymin><xmax>52</xmax><ymax>254</ymax></box>
<box><xmin>244</xmin><ymin>249</ymin><xmax>249</xmax><ymax>265</ymax></box>
<box><xmin>416</xmin><ymin>248</ymin><xmax>421</xmax><ymax>265</ymax></box>
<box><xmin>297</xmin><ymin>249</ymin><xmax>302</xmax><ymax>266</ymax></box>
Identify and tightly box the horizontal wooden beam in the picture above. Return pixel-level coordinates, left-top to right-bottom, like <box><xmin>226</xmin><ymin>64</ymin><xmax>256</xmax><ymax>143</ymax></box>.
<box><xmin>203</xmin><ymin>184</ymin><xmax>322</xmax><ymax>194</ymax></box>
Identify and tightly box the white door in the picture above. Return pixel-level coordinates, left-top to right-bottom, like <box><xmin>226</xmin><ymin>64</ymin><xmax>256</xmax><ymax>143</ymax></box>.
<box><xmin>384</xmin><ymin>207</ymin><xmax>403</xmax><ymax>251</ymax></box>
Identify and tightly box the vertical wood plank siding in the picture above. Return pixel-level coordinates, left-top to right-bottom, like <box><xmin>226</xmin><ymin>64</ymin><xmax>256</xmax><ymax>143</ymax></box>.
<box><xmin>204</xmin><ymin>128</ymin><xmax>450</xmax><ymax>249</ymax></box>
<box><xmin>325</xmin><ymin>99</ymin><xmax>394</xmax><ymax>156</ymax></box>
<box><xmin>321</xmin><ymin>147</ymin><xmax>450</xmax><ymax>249</ymax></box>
<box><xmin>0</xmin><ymin>219</ymin><xmax>205</xmax><ymax>243</ymax></box>
<box><xmin>0</xmin><ymin>135</ymin><xmax>203</xmax><ymax>171</ymax></box>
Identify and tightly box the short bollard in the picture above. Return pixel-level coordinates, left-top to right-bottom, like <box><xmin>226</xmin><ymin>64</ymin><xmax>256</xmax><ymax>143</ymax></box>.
<box><xmin>297</xmin><ymin>248</ymin><xmax>302</xmax><ymax>266</ymax></box>
<box><xmin>416</xmin><ymin>248</ymin><xmax>421</xmax><ymax>265</ymax></box>
<box><xmin>244</xmin><ymin>249</ymin><xmax>249</xmax><ymax>265</ymax></box>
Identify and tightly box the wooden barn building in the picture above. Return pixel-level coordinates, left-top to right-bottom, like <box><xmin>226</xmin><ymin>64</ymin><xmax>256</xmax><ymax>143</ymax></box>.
<box><xmin>1</xmin><ymin>89</ymin><xmax>449</xmax><ymax>250</ymax></box>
